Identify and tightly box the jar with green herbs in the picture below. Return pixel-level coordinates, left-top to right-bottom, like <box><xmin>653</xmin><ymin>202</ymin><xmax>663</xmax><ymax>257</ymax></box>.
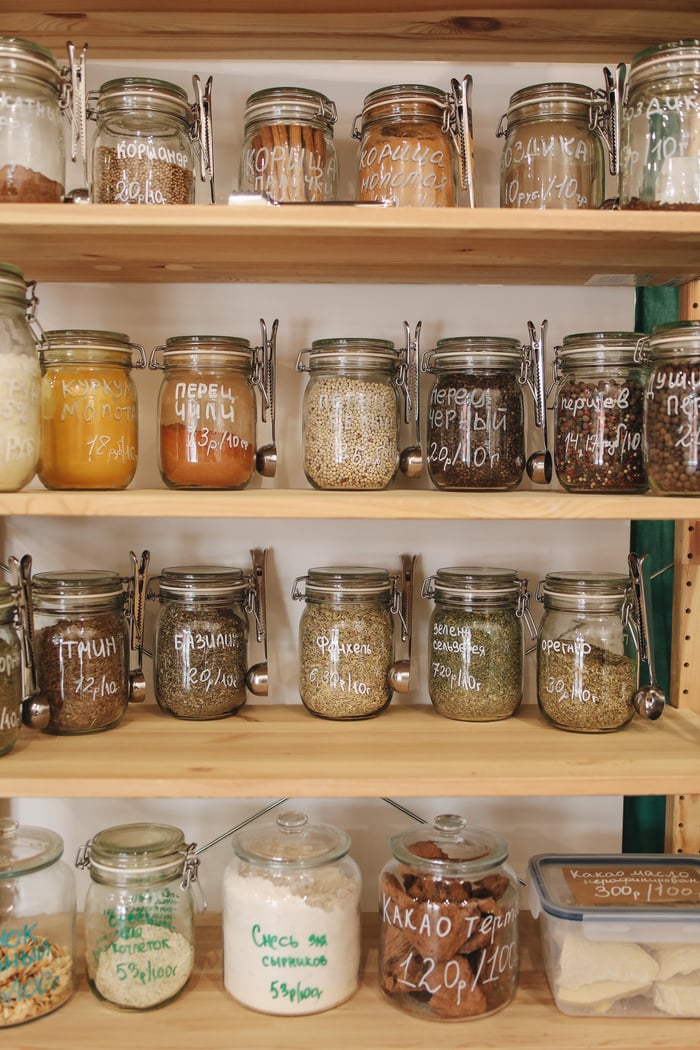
<box><xmin>0</xmin><ymin>582</ymin><xmax>23</xmax><ymax>756</ymax></box>
<box><xmin>422</xmin><ymin>567</ymin><xmax>536</xmax><ymax>721</ymax></box>
<box><xmin>536</xmin><ymin>571</ymin><xmax>637</xmax><ymax>732</ymax></box>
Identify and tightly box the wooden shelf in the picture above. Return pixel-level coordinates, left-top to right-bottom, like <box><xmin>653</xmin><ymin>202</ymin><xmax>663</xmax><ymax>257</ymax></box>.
<box><xmin>2</xmin><ymin>205</ymin><xmax>699</xmax><ymax>286</ymax></box>
<box><xmin>21</xmin><ymin>913</ymin><xmax>700</xmax><ymax>1050</ymax></box>
<box><xmin>6</xmin><ymin>2</ymin><xmax>700</xmax><ymax>62</ymax></box>
<box><xmin>2</xmin><ymin>704</ymin><xmax>699</xmax><ymax>799</ymax></box>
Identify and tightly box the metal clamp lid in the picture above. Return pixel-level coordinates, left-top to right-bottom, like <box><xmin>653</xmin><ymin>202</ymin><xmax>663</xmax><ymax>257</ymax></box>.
<box><xmin>61</xmin><ymin>42</ymin><xmax>88</xmax><ymax>190</ymax></box>
<box><xmin>445</xmin><ymin>75</ymin><xmax>475</xmax><ymax>205</ymax></box>
<box><xmin>192</xmin><ymin>73</ymin><xmax>215</xmax><ymax>203</ymax></box>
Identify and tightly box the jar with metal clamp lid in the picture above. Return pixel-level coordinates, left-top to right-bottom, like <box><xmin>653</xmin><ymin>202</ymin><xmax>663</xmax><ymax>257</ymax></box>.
<box><xmin>497</xmin><ymin>75</ymin><xmax>615</xmax><ymax>209</ymax></box>
<box><xmin>38</xmin><ymin>329</ymin><xmax>144</xmax><ymax>490</ymax></box>
<box><xmin>0</xmin><ymin>262</ymin><xmax>42</xmax><ymax>491</ymax></box>
<box><xmin>421</xmin><ymin>566</ymin><xmax>536</xmax><ymax>721</ymax></box>
<box><xmin>644</xmin><ymin>320</ymin><xmax>700</xmax><ymax>493</ymax></box>
<box><xmin>88</xmin><ymin>75</ymin><xmax>213</xmax><ymax>204</ymax></box>
<box><xmin>238</xmin><ymin>86</ymin><xmax>338</xmax><ymax>201</ymax></box>
<box><xmin>552</xmin><ymin>331</ymin><xmax>649</xmax><ymax>493</ymax></box>
<box><xmin>352</xmin><ymin>78</ymin><xmax>474</xmax><ymax>207</ymax></box>
<box><xmin>0</xmin><ymin>582</ymin><xmax>24</xmax><ymax>756</ymax></box>
<box><xmin>619</xmin><ymin>40</ymin><xmax>700</xmax><ymax>209</ymax></box>
<box><xmin>77</xmin><ymin>822</ymin><xmax>200</xmax><ymax>1010</ymax></box>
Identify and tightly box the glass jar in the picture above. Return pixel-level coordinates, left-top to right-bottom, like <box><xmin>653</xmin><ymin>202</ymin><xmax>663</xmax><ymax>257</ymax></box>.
<box><xmin>152</xmin><ymin>564</ymin><xmax>253</xmax><ymax>719</ymax></box>
<box><xmin>0</xmin><ymin>582</ymin><xmax>23</xmax><ymax>756</ymax></box>
<box><xmin>296</xmin><ymin>338</ymin><xmax>402</xmax><ymax>490</ymax></box>
<box><xmin>0</xmin><ymin>262</ymin><xmax>41</xmax><ymax>491</ymax></box>
<box><xmin>151</xmin><ymin>335</ymin><xmax>260</xmax><ymax>489</ymax></box>
<box><xmin>223</xmin><ymin>810</ymin><xmax>361</xmax><ymax>1015</ymax></box>
<box><xmin>421</xmin><ymin>566</ymin><xmax>536</xmax><ymax>721</ymax></box>
<box><xmin>422</xmin><ymin>336</ymin><xmax>528</xmax><ymax>491</ymax></box>
<box><xmin>239</xmin><ymin>86</ymin><xmax>338</xmax><ymax>202</ymax></box>
<box><xmin>38</xmin><ymin>329</ymin><xmax>143</xmax><ymax>490</ymax></box>
<box><xmin>619</xmin><ymin>40</ymin><xmax>700</xmax><ymax>209</ymax></box>
<box><xmin>644</xmin><ymin>321</ymin><xmax>700</xmax><ymax>494</ymax></box>
<box><xmin>89</xmin><ymin>77</ymin><xmax>198</xmax><ymax>204</ymax></box>
<box><xmin>552</xmin><ymin>331</ymin><xmax>649</xmax><ymax>493</ymax></box>
<box><xmin>536</xmin><ymin>571</ymin><xmax>637</xmax><ymax>732</ymax></box>
<box><xmin>77</xmin><ymin>822</ymin><xmax>199</xmax><ymax>1010</ymax></box>
<box><xmin>497</xmin><ymin>82</ymin><xmax>610</xmax><ymax>209</ymax></box>
<box><xmin>0</xmin><ymin>817</ymin><xmax>76</xmax><ymax>1027</ymax></box>
<box><xmin>32</xmin><ymin>569</ymin><xmax>130</xmax><ymax>734</ymax></box>
<box><xmin>292</xmin><ymin>565</ymin><xmax>398</xmax><ymax>719</ymax></box>
<box><xmin>379</xmin><ymin>814</ymin><xmax>519</xmax><ymax>1021</ymax></box>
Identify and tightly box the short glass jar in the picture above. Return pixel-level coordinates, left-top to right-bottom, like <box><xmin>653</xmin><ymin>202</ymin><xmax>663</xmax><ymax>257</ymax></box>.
<box><xmin>32</xmin><ymin>569</ymin><xmax>130</xmax><ymax>734</ymax></box>
<box><xmin>497</xmin><ymin>82</ymin><xmax>610</xmax><ymax>209</ymax></box>
<box><xmin>644</xmin><ymin>321</ymin><xmax>700</xmax><ymax>494</ymax></box>
<box><xmin>422</xmin><ymin>336</ymin><xmax>528</xmax><ymax>491</ymax></box>
<box><xmin>239</xmin><ymin>86</ymin><xmax>338</xmax><ymax>202</ymax></box>
<box><xmin>0</xmin><ymin>262</ymin><xmax>41</xmax><ymax>491</ymax></box>
<box><xmin>552</xmin><ymin>331</ymin><xmax>649</xmax><ymax>493</ymax></box>
<box><xmin>619</xmin><ymin>40</ymin><xmax>700</xmax><ymax>209</ymax></box>
<box><xmin>296</xmin><ymin>338</ymin><xmax>402</xmax><ymax>490</ymax></box>
<box><xmin>0</xmin><ymin>582</ymin><xmax>24</xmax><ymax>756</ymax></box>
<box><xmin>292</xmin><ymin>565</ymin><xmax>399</xmax><ymax>719</ymax></box>
<box><xmin>38</xmin><ymin>329</ymin><xmax>143</xmax><ymax>490</ymax></box>
<box><xmin>0</xmin><ymin>817</ymin><xmax>76</xmax><ymax>1027</ymax></box>
<box><xmin>223</xmin><ymin>810</ymin><xmax>361</xmax><ymax>1015</ymax></box>
<box><xmin>152</xmin><ymin>564</ymin><xmax>253</xmax><ymax>719</ymax></box>
<box><xmin>536</xmin><ymin>571</ymin><xmax>637</xmax><ymax>732</ymax></box>
<box><xmin>77</xmin><ymin>822</ymin><xmax>199</xmax><ymax>1010</ymax></box>
<box><xmin>421</xmin><ymin>566</ymin><xmax>536</xmax><ymax>721</ymax></box>
<box><xmin>379</xmin><ymin>814</ymin><xmax>519</xmax><ymax>1021</ymax></box>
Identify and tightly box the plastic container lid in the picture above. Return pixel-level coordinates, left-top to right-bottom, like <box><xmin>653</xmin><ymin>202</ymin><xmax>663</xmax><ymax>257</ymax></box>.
<box><xmin>232</xmin><ymin>810</ymin><xmax>351</xmax><ymax>870</ymax></box>
<box><xmin>0</xmin><ymin>817</ymin><xmax>64</xmax><ymax>877</ymax></box>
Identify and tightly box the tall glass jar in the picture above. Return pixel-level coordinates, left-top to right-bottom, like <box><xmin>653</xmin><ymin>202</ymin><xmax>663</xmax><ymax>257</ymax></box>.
<box><xmin>223</xmin><ymin>810</ymin><xmax>361</xmax><ymax>1015</ymax></box>
<box><xmin>296</xmin><ymin>338</ymin><xmax>402</xmax><ymax>490</ymax></box>
<box><xmin>644</xmin><ymin>321</ymin><xmax>700</xmax><ymax>494</ymax></box>
<box><xmin>0</xmin><ymin>262</ymin><xmax>41</xmax><ymax>491</ymax></box>
<box><xmin>422</xmin><ymin>336</ymin><xmax>528</xmax><ymax>491</ymax></box>
<box><xmin>497</xmin><ymin>82</ymin><xmax>610</xmax><ymax>209</ymax></box>
<box><xmin>0</xmin><ymin>818</ymin><xmax>76</xmax><ymax>1027</ymax></box>
<box><xmin>151</xmin><ymin>335</ymin><xmax>259</xmax><ymax>489</ymax></box>
<box><xmin>379</xmin><ymin>814</ymin><xmax>519</xmax><ymax>1021</ymax></box>
<box><xmin>292</xmin><ymin>565</ymin><xmax>398</xmax><ymax>719</ymax></box>
<box><xmin>152</xmin><ymin>565</ymin><xmax>252</xmax><ymax>719</ymax></box>
<box><xmin>77</xmin><ymin>822</ymin><xmax>199</xmax><ymax>1010</ymax></box>
<box><xmin>32</xmin><ymin>569</ymin><xmax>130</xmax><ymax>734</ymax></box>
<box><xmin>239</xmin><ymin>86</ymin><xmax>338</xmax><ymax>202</ymax></box>
<box><xmin>38</xmin><ymin>329</ymin><xmax>143</xmax><ymax>490</ymax></box>
<box><xmin>552</xmin><ymin>331</ymin><xmax>649</xmax><ymax>493</ymax></box>
<box><xmin>0</xmin><ymin>582</ymin><xmax>23</xmax><ymax>756</ymax></box>
<box><xmin>619</xmin><ymin>40</ymin><xmax>700</xmax><ymax>209</ymax></box>
<box><xmin>536</xmin><ymin>571</ymin><xmax>637</xmax><ymax>732</ymax></box>
<box><xmin>421</xmin><ymin>567</ymin><xmax>536</xmax><ymax>721</ymax></box>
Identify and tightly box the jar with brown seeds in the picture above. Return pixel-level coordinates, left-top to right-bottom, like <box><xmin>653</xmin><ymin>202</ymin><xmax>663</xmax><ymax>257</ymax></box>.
<box><xmin>535</xmin><ymin>571</ymin><xmax>638</xmax><ymax>733</ymax></box>
<box><xmin>238</xmin><ymin>87</ymin><xmax>338</xmax><ymax>202</ymax></box>
<box><xmin>644</xmin><ymin>321</ymin><xmax>700</xmax><ymax>494</ymax></box>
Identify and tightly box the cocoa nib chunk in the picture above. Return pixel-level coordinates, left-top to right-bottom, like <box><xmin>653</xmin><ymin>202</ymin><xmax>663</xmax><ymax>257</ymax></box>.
<box><xmin>407</xmin><ymin>839</ymin><xmax>449</xmax><ymax>860</ymax></box>
<box><xmin>429</xmin><ymin>957</ymin><xmax>487</xmax><ymax>1019</ymax></box>
<box><xmin>473</xmin><ymin>872</ymin><xmax>510</xmax><ymax>900</ymax></box>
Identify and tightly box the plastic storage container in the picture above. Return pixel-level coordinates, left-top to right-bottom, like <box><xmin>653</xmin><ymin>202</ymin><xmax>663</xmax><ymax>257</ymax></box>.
<box><xmin>0</xmin><ymin>262</ymin><xmax>41</xmax><ymax>491</ymax></box>
<box><xmin>529</xmin><ymin>852</ymin><xmax>700</xmax><ymax>1017</ymax></box>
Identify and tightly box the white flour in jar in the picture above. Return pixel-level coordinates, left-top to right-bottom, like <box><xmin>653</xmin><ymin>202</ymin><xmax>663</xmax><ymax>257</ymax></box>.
<box><xmin>223</xmin><ymin>863</ymin><xmax>361</xmax><ymax>1014</ymax></box>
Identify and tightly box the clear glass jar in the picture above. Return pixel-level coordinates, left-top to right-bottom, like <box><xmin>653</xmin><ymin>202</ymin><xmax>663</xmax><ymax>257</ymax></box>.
<box><xmin>421</xmin><ymin>567</ymin><xmax>536</xmax><ymax>721</ymax></box>
<box><xmin>644</xmin><ymin>321</ymin><xmax>700</xmax><ymax>494</ymax></box>
<box><xmin>151</xmin><ymin>335</ymin><xmax>259</xmax><ymax>489</ymax></box>
<box><xmin>0</xmin><ymin>262</ymin><xmax>41</xmax><ymax>491</ymax></box>
<box><xmin>239</xmin><ymin>86</ymin><xmax>338</xmax><ymax>202</ymax></box>
<box><xmin>552</xmin><ymin>331</ymin><xmax>649</xmax><ymax>493</ymax></box>
<box><xmin>0</xmin><ymin>582</ymin><xmax>23</xmax><ymax>756</ymax></box>
<box><xmin>292</xmin><ymin>565</ymin><xmax>398</xmax><ymax>719</ymax></box>
<box><xmin>296</xmin><ymin>338</ymin><xmax>402</xmax><ymax>490</ymax></box>
<box><xmin>379</xmin><ymin>814</ymin><xmax>519</xmax><ymax>1021</ymax></box>
<box><xmin>32</xmin><ymin>569</ymin><xmax>130</xmax><ymax>734</ymax></box>
<box><xmin>536</xmin><ymin>571</ymin><xmax>637</xmax><ymax>732</ymax></box>
<box><xmin>422</xmin><ymin>336</ymin><xmax>527</xmax><ymax>491</ymax></box>
<box><xmin>0</xmin><ymin>37</ymin><xmax>66</xmax><ymax>202</ymax></box>
<box><xmin>497</xmin><ymin>82</ymin><xmax>609</xmax><ymax>209</ymax></box>
<box><xmin>77</xmin><ymin>822</ymin><xmax>199</xmax><ymax>1010</ymax></box>
<box><xmin>152</xmin><ymin>564</ymin><xmax>252</xmax><ymax>719</ymax></box>
<box><xmin>620</xmin><ymin>40</ymin><xmax>700</xmax><ymax>209</ymax></box>
<box><xmin>223</xmin><ymin>810</ymin><xmax>361</xmax><ymax>1015</ymax></box>
<box><xmin>89</xmin><ymin>77</ymin><xmax>197</xmax><ymax>204</ymax></box>
<box><xmin>38</xmin><ymin>329</ymin><xmax>143</xmax><ymax>490</ymax></box>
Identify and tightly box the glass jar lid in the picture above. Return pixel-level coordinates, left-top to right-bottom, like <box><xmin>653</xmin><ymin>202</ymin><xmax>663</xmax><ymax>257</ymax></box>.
<box><xmin>359</xmin><ymin>83</ymin><xmax>448</xmax><ymax>121</ymax></box>
<box><xmin>41</xmin><ymin>329</ymin><xmax>138</xmax><ymax>367</ymax></box>
<box><xmin>0</xmin><ymin>581</ymin><xmax>16</xmax><ymax>622</ymax></box>
<box><xmin>555</xmin><ymin>331</ymin><xmax>649</xmax><ymax>368</ymax></box>
<box><xmin>537</xmin><ymin>570</ymin><xmax>630</xmax><ymax>611</ymax></box>
<box><xmin>0</xmin><ymin>261</ymin><xmax>28</xmax><ymax>306</ymax></box>
<box><xmin>390</xmin><ymin>814</ymin><xmax>509</xmax><ymax>877</ymax></box>
<box><xmin>158</xmin><ymin>335</ymin><xmax>255</xmax><ymax>370</ymax></box>
<box><xmin>301</xmin><ymin>337</ymin><xmax>401</xmax><ymax>374</ymax></box>
<box><xmin>649</xmin><ymin>320</ymin><xmax>700</xmax><ymax>358</ymax></box>
<box><xmin>80</xmin><ymin>822</ymin><xmax>188</xmax><ymax>879</ymax></box>
<box><xmin>294</xmin><ymin>565</ymin><xmax>393</xmax><ymax>602</ymax></box>
<box><xmin>0</xmin><ymin>818</ymin><xmax>64</xmax><ymax>878</ymax></box>
<box><xmin>628</xmin><ymin>39</ymin><xmax>700</xmax><ymax>86</ymax></box>
<box><xmin>31</xmin><ymin>570</ymin><xmax>125</xmax><ymax>613</ymax></box>
<box><xmin>0</xmin><ymin>36</ymin><xmax>62</xmax><ymax>90</ymax></box>
<box><xmin>422</xmin><ymin>336</ymin><xmax>525</xmax><ymax>373</ymax></box>
<box><xmin>92</xmin><ymin>76</ymin><xmax>194</xmax><ymax>123</ymax></box>
<box><xmin>233</xmin><ymin>810</ymin><xmax>351</xmax><ymax>870</ymax></box>
<box><xmin>157</xmin><ymin>565</ymin><xmax>248</xmax><ymax>602</ymax></box>
<box><xmin>243</xmin><ymin>86</ymin><xmax>337</xmax><ymax>130</ymax></box>
<box><xmin>504</xmin><ymin>81</ymin><xmax>596</xmax><ymax>119</ymax></box>
<box><xmin>423</xmin><ymin>566</ymin><xmax>522</xmax><ymax>606</ymax></box>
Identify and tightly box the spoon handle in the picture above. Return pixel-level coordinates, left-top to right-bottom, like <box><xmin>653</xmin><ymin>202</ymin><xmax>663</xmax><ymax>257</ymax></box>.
<box><xmin>628</xmin><ymin>551</ymin><xmax>661</xmax><ymax>689</ymax></box>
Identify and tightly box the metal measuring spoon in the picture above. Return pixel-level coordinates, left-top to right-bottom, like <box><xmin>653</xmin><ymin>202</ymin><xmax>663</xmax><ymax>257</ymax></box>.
<box><xmin>128</xmin><ymin>549</ymin><xmax>150</xmax><ymax>703</ymax></box>
<box><xmin>256</xmin><ymin>319</ymin><xmax>278</xmax><ymax>478</ymax></box>
<box><xmin>399</xmin><ymin>321</ymin><xmax>423</xmax><ymax>478</ymax></box>
<box><xmin>628</xmin><ymin>552</ymin><xmax>666</xmax><ymax>720</ymax></box>
<box><xmin>525</xmin><ymin>320</ymin><xmax>553</xmax><ymax>484</ymax></box>
<box><xmin>245</xmin><ymin>548</ymin><xmax>269</xmax><ymax>696</ymax></box>
<box><xmin>10</xmin><ymin>555</ymin><xmax>50</xmax><ymax>730</ymax></box>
